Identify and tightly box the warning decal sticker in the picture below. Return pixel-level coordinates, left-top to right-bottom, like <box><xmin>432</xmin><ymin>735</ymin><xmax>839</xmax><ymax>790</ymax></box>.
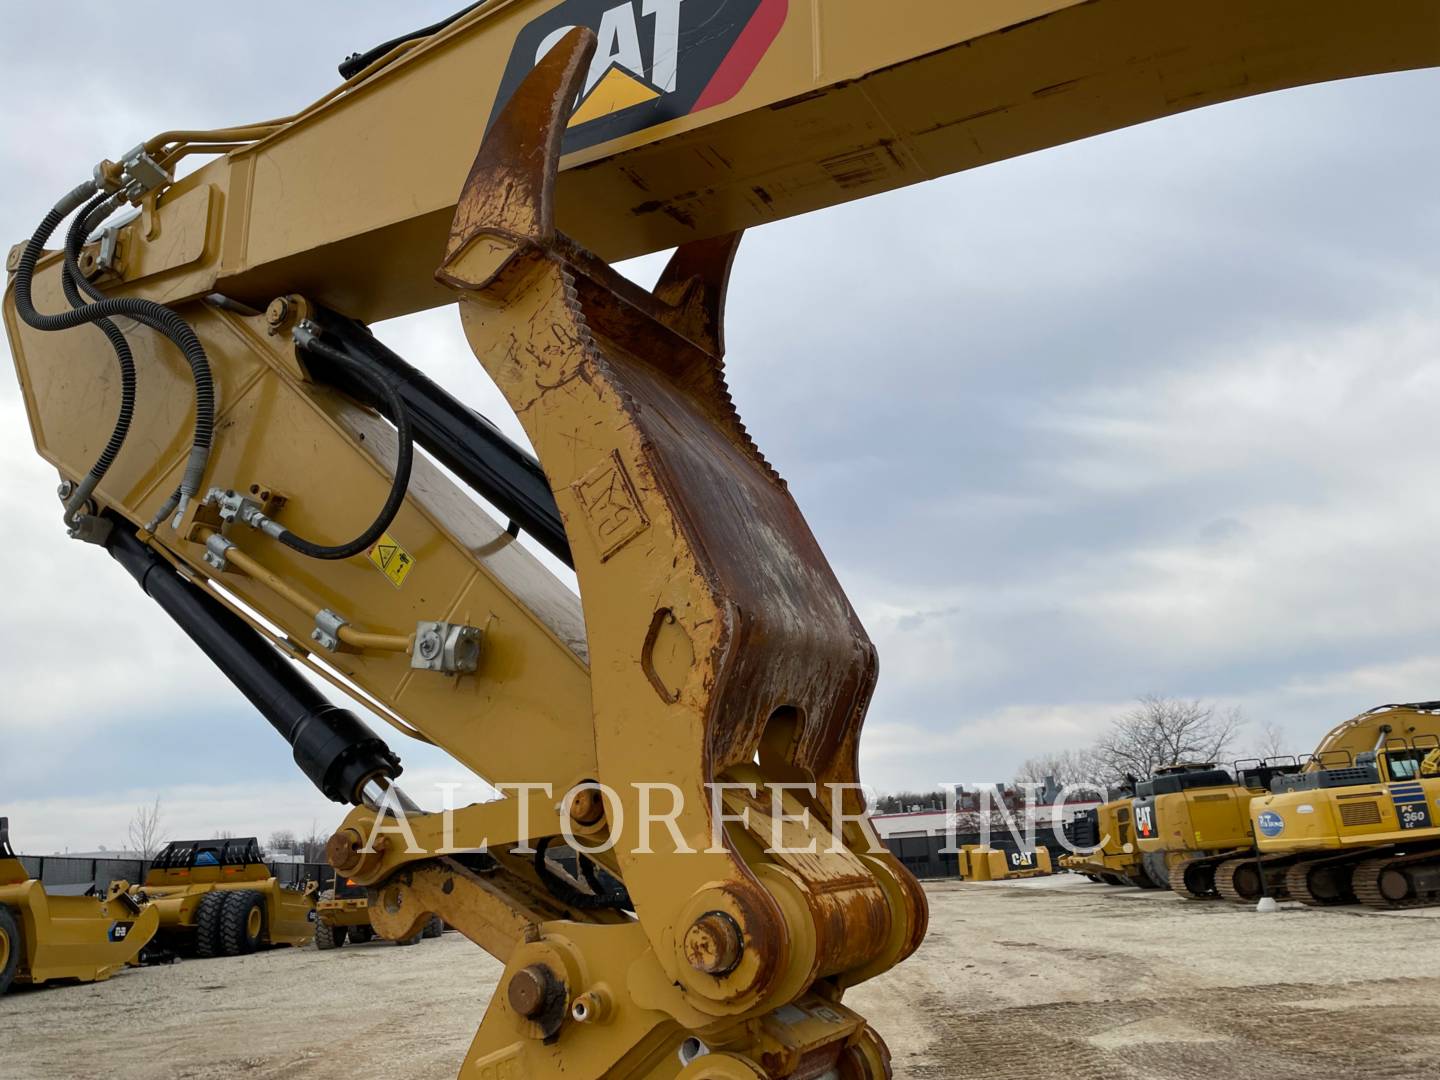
<box><xmin>368</xmin><ymin>533</ymin><xmax>416</xmax><ymax>589</ymax></box>
<box><xmin>490</xmin><ymin>0</ymin><xmax>790</xmax><ymax>153</ymax></box>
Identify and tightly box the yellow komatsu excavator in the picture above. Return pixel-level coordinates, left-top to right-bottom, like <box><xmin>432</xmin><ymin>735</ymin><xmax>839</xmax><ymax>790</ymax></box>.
<box><xmin>6</xmin><ymin>3</ymin><xmax>1439</xmax><ymax>1077</ymax></box>
<box><xmin>1250</xmin><ymin>703</ymin><xmax>1440</xmax><ymax>908</ymax></box>
<box><xmin>0</xmin><ymin>818</ymin><xmax>158</xmax><ymax>995</ymax></box>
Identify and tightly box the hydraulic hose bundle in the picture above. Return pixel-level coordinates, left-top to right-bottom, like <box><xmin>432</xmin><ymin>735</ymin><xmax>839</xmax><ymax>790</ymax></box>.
<box><xmin>11</xmin><ymin>181</ymin><xmax>214</xmax><ymax>530</ymax></box>
<box><xmin>12</xmin><ymin>179</ymin><xmax>415</xmax><ymax>561</ymax></box>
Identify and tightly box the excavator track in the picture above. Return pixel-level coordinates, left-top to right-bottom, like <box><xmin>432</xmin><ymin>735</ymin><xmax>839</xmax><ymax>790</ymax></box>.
<box><xmin>1283</xmin><ymin>855</ymin><xmax>1361</xmax><ymax>907</ymax></box>
<box><xmin>1352</xmin><ymin>849</ymin><xmax>1440</xmax><ymax>909</ymax></box>
<box><xmin>1168</xmin><ymin>857</ymin><xmax>1219</xmax><ymax>900</ymax></box>
<box><xmin>1215</xmin><ymin>855</ymin><xmax>1292</xmax><ymax>904</ymax></box>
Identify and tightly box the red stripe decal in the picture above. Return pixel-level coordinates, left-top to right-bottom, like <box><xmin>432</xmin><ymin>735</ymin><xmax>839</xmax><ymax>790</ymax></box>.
<box><xmin>690</xmin><ymin>0</ymin><xmax>789</xmax><ymax>115</ymax></box>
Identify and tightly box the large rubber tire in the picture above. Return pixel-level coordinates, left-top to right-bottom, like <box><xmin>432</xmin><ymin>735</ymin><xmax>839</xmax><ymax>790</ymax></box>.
<box><xmin>0</xmin><ymin>904</ymin><xmax>22</xmax><ymax>996</ymax></box>
<box><xmin>314</xmin><ymin>920</ymin><xmax>346</xmax><ymax>950</ymax></box>
<box><xmin>348</xmin><ymin>926</ymin><xmax>374</xmax><ymax>944</ymax></box>
<box><xmin>422</xmin><ymin>914</ymin><xmax>444</xmax><ymax>939</ymax></box>
<box><xmin>194</xmin><ymin>891</ymin><xmax>226</xmax><ymax>958</ymax></box>
<box><xmin>394</xmin><ymin>930</ymin><xmax>422</xmax><ymax>947</ymax></box>
<box><xmin>220</xmin><ymin>891</ymin><xmax>265</xmax><ymax>956</ymax></box>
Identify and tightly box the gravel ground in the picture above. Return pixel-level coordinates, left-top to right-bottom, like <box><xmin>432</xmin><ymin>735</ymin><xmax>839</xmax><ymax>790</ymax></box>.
<box><xmin>4</xmin><ymin>875</ymin><xmax>1436</xmax><ymax>1079</ymax></box>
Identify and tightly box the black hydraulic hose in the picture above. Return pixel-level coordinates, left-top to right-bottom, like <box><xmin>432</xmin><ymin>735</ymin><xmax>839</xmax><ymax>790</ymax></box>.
<box><xmin>532</xmin><ymin>837</ymin><xmax>632</xmax><ymax>911</ymax></box>
<box><xmin>306</xmin><ymin>311</ymin><xmax>572</xmax><ymax>567</ymax></box>
<box><xmin>54</xmin><ymin>192</ymin><xmax>136</xmax><ymax>518</ymax></box>
<box><xmin>13</xmin><ymin>184</ymin><xmax>215</xmax><ymax>523</ymax></box>
<box><xmin>282</xmin><ymin>333</ymin><xmax>415</xmax><ymax>560</ymax></box>
<box><xmin>64</xmin><ymin>193</ymin><xmax>212</xmax><ymax>527</ymax></box>
<box><xmin>338</xmin><ymin>2</ymin><xmax>485</xmax><ymax>79</ymax></box>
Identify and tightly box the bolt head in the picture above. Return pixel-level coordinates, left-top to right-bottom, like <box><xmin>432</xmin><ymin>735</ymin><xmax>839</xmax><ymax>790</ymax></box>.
<box><xmin>507</xmin><ymin>964</ymin><xmax>553</xmax><ymax>1018</ymax></box>
<box><xmin>568</xmin><ymin>787</ymin><xmax>605</xmax><ymax>827</ymax></box>
<box><xmin>683</xmin><ymin>911</ymin><xmax>743</xmax><ymax>976</ymax></box>
<box><xmin>265</xmin><ymin>297</ymin><xmax>290</xmax><ymax>327</ymax></box>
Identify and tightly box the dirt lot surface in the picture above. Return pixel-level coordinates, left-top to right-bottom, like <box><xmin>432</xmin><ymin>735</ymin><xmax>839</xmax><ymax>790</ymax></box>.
<box><xmin>5</xmin><ymin>875</ymin><xmax>1437</xmax><ymax>1079</ymax></box>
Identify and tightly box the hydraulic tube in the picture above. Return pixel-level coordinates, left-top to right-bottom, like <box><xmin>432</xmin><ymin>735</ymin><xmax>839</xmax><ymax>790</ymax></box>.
<box><xmin>102</xmin><ymin>516</ymin><xmax>401</xmax><ymax>804</ymax></box>
<box><xmin>299</xmin><ymin>311</ymin><xmax>573</xmax><ymax>566</ymax></box>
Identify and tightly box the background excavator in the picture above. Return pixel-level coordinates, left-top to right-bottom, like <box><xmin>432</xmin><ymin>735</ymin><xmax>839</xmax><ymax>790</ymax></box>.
<box><xmin>6</xmin><ymin>3</ymin><xmax>1440</xmax><ymax>1078</ymax></box>
<box><xmin>1132</xmin><ymin>758</ymin><xmax>1297</xmax><ymax>899</ymax></box>
<box><xmin>1250</xmin><ymin>703</ymin><xmax>1440</xmax><ymax>908</ymax></box>
<box><xmin>1132</xmin><ymin>706</ymin><xmax>1440</xmax><ymax>904</ymax></box>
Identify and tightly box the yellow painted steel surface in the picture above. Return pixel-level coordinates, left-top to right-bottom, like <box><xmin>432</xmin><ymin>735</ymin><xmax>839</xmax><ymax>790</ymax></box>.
<box><xmin>136</xmin><ymin>877</ymin><xmax>316</xmax><ymax>948</ymax></box>
<box><xmin>1134</xmin><ymin>780</ymin><xmax>1259</xmax><ymax>856</ymax></box>
<box><xmin>1059</xmin><ymin>797</ymin><xmax>1142</xmax><ymax>881</ymax></box>
<box><xmin>317</xmin><ymin>896</ymin><xmax>371</xmax><ymax>929</ymax></box>
<box><xmin>1254</xmin><ymin>776</ymin><xmax>1440</xmax><ymax>853</ymax></box>
<box><xmin>0</xmin><ymin>855</ymin><xmax>157</xmax><ymax>989</ymax></box>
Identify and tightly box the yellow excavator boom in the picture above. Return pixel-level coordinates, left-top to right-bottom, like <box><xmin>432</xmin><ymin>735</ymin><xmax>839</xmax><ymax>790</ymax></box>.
<box><xmin>17</xmin><ymin>0</ymin><xmax>1438</xmax><ymax>323</ymax></box>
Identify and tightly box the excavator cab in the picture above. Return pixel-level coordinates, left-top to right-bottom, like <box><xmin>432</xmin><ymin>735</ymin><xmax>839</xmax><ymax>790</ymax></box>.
<box><xmin>1381</xmin><ymin>736</ymin><xmax>1440</xmax><ymax>782</ymax></box>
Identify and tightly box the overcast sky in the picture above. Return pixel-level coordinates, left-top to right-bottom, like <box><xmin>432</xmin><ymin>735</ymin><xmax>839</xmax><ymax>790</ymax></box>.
<box><xmin>3</xmin><ymin>4</ymin><xmax>1439</xmax><ymax>853</ymax></box>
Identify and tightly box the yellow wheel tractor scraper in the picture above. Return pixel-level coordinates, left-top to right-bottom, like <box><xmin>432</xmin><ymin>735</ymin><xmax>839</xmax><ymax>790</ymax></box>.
<box><xmin>0</xmin><ymin>817</ymin><xmax>158</xmax><ymax>995</ymax></box>
<box><xmin>129</xmin><ymin>837</ymin><xmax>316</xmax><ymax>959</ymax></box>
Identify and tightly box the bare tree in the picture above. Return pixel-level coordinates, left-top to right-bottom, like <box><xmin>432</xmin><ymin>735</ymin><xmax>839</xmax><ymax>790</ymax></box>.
<box><xmin>266</xmin><ymin>829</ymin><xmax>298</xmax><ymax>856</ymax></box>
<box><xmin>1014</xmin><ymin>748</ymin><xmax>1103</xmax><ymax>789</ymax></box>
<box><xmin>127</xmin><ymin>797</ymin><xmax>166</xmax><ymax>860</ymax></box>
<box><xmin>298</xmin><ymin>823</ymin><xmax>329</xmax><ymax>864</ymax></box>
<box><xmin>1248</xmin><ymin>719</ymin><xmax>1290</xmax><ymax>761</ymax></box>
<box><xmin>1092</xmin><ymin>695</ymin><xmax>1244</xmax><ymax>784</ymax></box>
